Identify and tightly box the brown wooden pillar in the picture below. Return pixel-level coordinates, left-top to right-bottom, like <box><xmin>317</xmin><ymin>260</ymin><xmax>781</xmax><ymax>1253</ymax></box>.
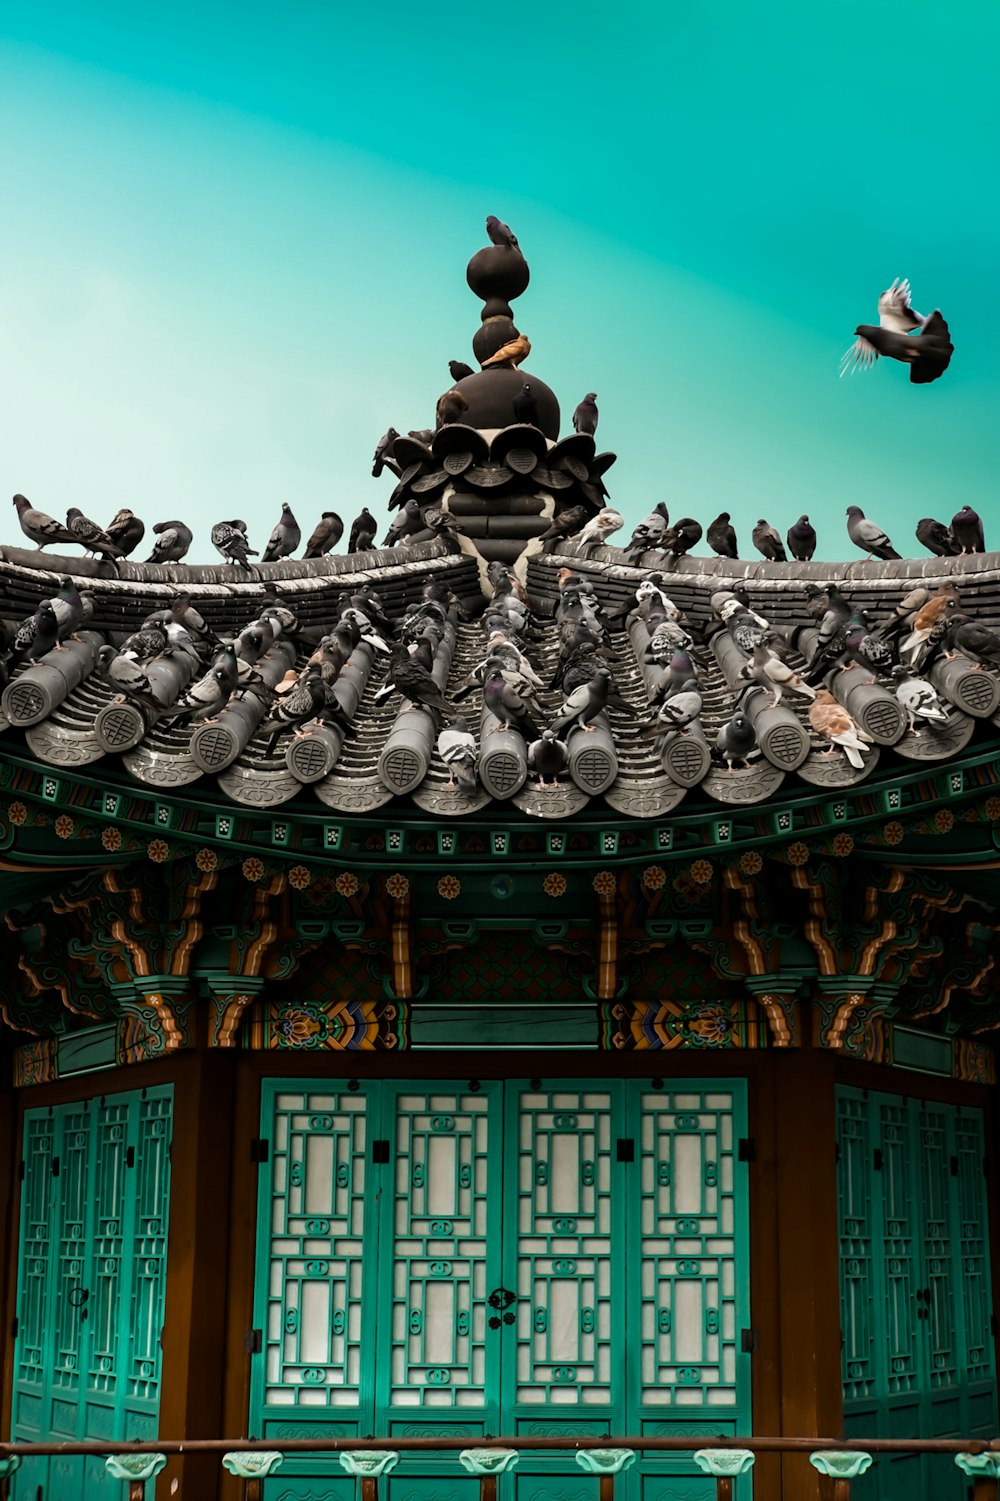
<box><xmin>772</xmin><ymin>1046</ymin><xmax>843</xmax><ymax>1500</ymax></box>
<box><xmin>156</xmin><ymin>1046</ymin><xmax>237</xmax><ymax>1500</ymax></box>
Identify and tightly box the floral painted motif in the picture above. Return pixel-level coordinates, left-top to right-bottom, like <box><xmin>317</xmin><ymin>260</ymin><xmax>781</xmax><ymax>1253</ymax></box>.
<box><xmin>147</xmin><ymin>838</ymin><xmax>170</xmax><ymax>863</ymax></box>
<box><xmin>685</xmin><ymin>1004</ymin><xmax>734</xmax><ymax>1044</ymax></box>
<box><xmin>641</xmin><ymin>865</ymin><xmax>666</xmax><ymax>890</ymax></box>
<box><xmin>986</xmin><ymin>796</ymin><xmax>1000</xmax><ymax>822</ymax></box>
<box><xmin>786</xmin><ymin>842</ymin><xmax>810</xmax><ymax>866</ymax></box>
<box><xmin>832</xmin><ymin>832</ymin><xmax>854</xmax><ymax>857</ymax></box>
<box><xmin>689</xmin><ymin>859</ymin><xmax>713</xmax><ymax>884</ymax></box>
<box><xmin>437</xmin><ymin>875</ymin><xmax>461</xmax><ymax>900</ymax></box>
<box><xmin>883</xmin><ymin>821</ymin><xmax>905</xmax><ymax>846</ymax></box>
<box><xmin>335</xmin><ymin>872</ymin><xmax>359</xmax><ymax>897</ymax></box>
<box><xmin>738</xmin><ymin>850</ymin><xmax>763</xmax><ymax>875</ymax></box>
<box><xmin>543</xmin><ymin>873</ymin><xmax>567</xmax><ymax>898</ymax></box>
<box><xmin>288</xmin><ymin>865</ymin><xmax>312</xmax><ymax>890</ymax></box>
<box><xmin>101</xmin><ymin>826</ymin><xmax>123</xmax><ymax>851</ymax></box>
<box><xmin>385</xmin><ymin>873</ymin><xmax>410</xmax><ymax>899</ymax></box>
<box><xmin>592</xmin><ymin>870</ymin><xmax>616</xmax><ymax>896</ymax></box>
<box><xmin>195</xmin><ymin>847</ymin><xmax>218</xmax><ymax>872</ymax></box>
<box><xmin>242</xmin><ymin>857</ymin><xmax>265</xmax><ymax>882</ymax></box>
<box><xmin>54</xmin><ymin>815</ymin><xmax>75</xmax><ymax>839</ymax></box>
<box><xmin>933</xmin><ymin>808</ymin><xmax>954</xmax><ymax>834</ymax></box>
<box><xmin>7</xmin><ymin>801</ymin><xmax>27</xmax><ymax>826</ymax></box>
<box><xmin>274</xmin><ymin>1006</ymin><xmax>323</xmax><ymax>1046</ymax></box>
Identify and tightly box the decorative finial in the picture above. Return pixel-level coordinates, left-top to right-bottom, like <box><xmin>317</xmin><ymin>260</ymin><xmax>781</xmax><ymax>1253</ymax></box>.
<box><xmin>467</xmin><ymin>215</ymin><xmax>530</xmax><ymax>366</ymax></box>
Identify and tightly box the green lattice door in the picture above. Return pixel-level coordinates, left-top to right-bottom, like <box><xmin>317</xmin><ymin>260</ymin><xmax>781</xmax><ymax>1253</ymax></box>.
<box><xmin>837</xmin><ymin>1087</ymin><xmax>995</xmax><ymax>1501</ymax></box>
<box><xmin>10</xmin><ymin>1088</ymin><xmax>173</xmax><ymax>1501</ymax></box>
<box><xmin>251</xmin><ymin>1080</ymin><xmax>751</xmax><ymax>1501</ymax></box>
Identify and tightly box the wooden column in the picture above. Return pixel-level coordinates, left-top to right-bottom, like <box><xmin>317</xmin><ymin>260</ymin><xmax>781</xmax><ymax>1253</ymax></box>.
<box><xmin>157</xmin><ymin>1047</ymin><xmax>237</xmax><ymax>1500</ymax></box>
<box><xmin>772</xmin><ymin>1047</ymin><xmax>843</xmax><ymax>1500</ymax></box>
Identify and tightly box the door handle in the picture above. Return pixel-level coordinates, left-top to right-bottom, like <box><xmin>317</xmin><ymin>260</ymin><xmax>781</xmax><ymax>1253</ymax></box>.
<box><xmin>487</xmin><ymin>1287</ymin><xmax>518</xmax><ymax>1328</ymax></box>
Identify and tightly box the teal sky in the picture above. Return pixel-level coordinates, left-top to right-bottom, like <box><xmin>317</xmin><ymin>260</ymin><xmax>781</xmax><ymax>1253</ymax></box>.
<box><xmin>1</xmin><ymin>2</ymin><xmax>997</xmax><ymax>565</ymax></box>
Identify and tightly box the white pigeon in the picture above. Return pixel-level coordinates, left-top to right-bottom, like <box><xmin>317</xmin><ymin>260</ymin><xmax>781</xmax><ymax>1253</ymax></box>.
<box><xmin>891</xmin><ymin>669</ymin><xmax>949</xmax><ymax>733</ymax></box>
<box><xmin>572</xmin><ymin>509</ymin><xmax>624</xmax><ymax>550</ymax></box>
<box><xmin>841</xmin><ymin>277</ymin><xmax>924</xmax><ymax>373</ymax></box>
<box><xmin>436</xmin><ymin>717</ymin><xmax>478</xmax><ymax>793</ymax></box>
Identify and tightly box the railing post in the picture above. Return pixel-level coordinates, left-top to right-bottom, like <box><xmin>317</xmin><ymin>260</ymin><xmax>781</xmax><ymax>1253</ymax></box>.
<box><xmin>222</xmin><ymin>1450</ymin><xmax>285</xmax><ymax>1499</ymax></box>
<box><xmin>459</xmin><ymin>1446</ymin><xmax>520</xmax><ymax>1501</ymax></box>
<box><xmin>955</xmin><ymin>1453</ymin><xmax>1000</xmax><ymax>1501</ymax></box>
<box><xmin>0</xmin><ymin>1456</ymin><xmax>21</xmax><ymax>1501</ymax></box>
<box><xmin>105</xmin><ymin>1453</ymin><xmax>168</xmax><ymax>1501</ymax></box>
<box><xmin>809</xmin><ymin>1451</ymin><xmax>873</xmax><ymax>1500</ymax></box>
<box><xmin>340</xmin><ymin>1447</ymin><xmax>401</xmax><ymax>1501</ymax></box>
<box><xmin>693</xmin><ymin>1448</ymin><xmax>755</xmax><ymax>1499</ymax></box>
<box><xmin>575</xmin><ymin>1446</ymin><xmax>636</xmax><ymax>1501</ymax></box>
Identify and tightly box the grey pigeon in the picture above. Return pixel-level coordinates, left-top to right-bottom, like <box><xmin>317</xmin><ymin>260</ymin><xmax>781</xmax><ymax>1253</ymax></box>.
<box><xmin>384</xmin><ymin>499</ymin><xmax>424</xmax><ymax>547</ymax></box>
<box><xmin>212</xmin><ymin>519</ymin><xmax>258</xmax><ymax>568</ymax></box>
<box><xmin>349</xmin><ymin>508</ymin><xmax>378</xmax><ymax>552</ymax></box>
<box><xmin>752</xmin><ymin>519</ymin><xmax>786</xmax><ymax>562</ymax></box>
<box><xmin>951</xmin><ymin>506</ymin><xmax>985</xmax><ymax>554</ymax></box>
<box><xmin>386</xmin><ymin>651</ymin><xmax>454</xmax><ymax>718</ymax></box>
<box><xmin>262</xmin><ymin>504</ymin><xmax>301</xmax><ymax>562</ymax></box>
<box><xmin>626</xmin><ymin>502</ymin><xmax>670</xmax><ymax>558</ymax></box>
<box><xmin>66</xmin><ymin>508</ymin><xmax>123</xmax><ymax>561</ymax></box>
<box><xmin>259</xmin><ymin>664</ymin><xmax>328</xmax><ymax>741</ymax></box>
<box><xmin>890</xmin><ymin>665</ymin><xmax>949</xmax><ymax>732</ymax></box>
<box><xmin>304</xmin><ymin>512</ymin><xmax>344</xmax><ymax>558</ymax></box>
<box><xmin>437</xmin><ymin>716</ymin><xmax>478</xmax><ymax>793</ymax></box>
<box><xmin>841</xmin><ymin>279</ymin><xmax>953</xmax><ymax>383</ymax></box>
<box><xmin>942</xmin><ymin>614</ymin><xmax>1000</xmax><ymax>668</ymax></box>
<box><xmin>707</xmin><ymin>512</ymin><xmax>738</xmax><ymax>559</ymax></box>
<box><xmin>538</xmin><ymin>504</ymin><xmax>590</xmax><ymax>543</ymax></box>
<box><xmin>641</xmin><ymin>679</ymin><xmax>703</xmax><ymax>738</ymax></box>
<box><xmin>97</xmin><ymin>645</ymin><xmax>161</xmax><ymax>711</ymax></box>
<box><xmin>512</xmin><ymin>382</ymin><xmax>539</xmax><ymax>426</ymax></box>
<box><xmin>572</xmin><ymin>393</ymin><xmax>599</xmax><ymax>436</ymax></box>
<box><xmin>787</xmin><ymin>515</ymin><xmax>817</xmax><ymax>562</ymax></box>
<box><xmin>12</xmin><ymin>494</ymin><xmax>75</xmax><ymax>549</ymax></box>
<box><xmin>550</xmin><ymin>668</ymin><xmax>624</xmax><ymax>738</ymax></box>
<box><xmin>846</xmin><ymin>505</ymin><xmax>900</xmax><ymax>560</ymax></box>
<box><xmin>915</xmin><ymin>518</ymin><xmax>958</xmax><ymax>558</ymax></box>
<box><xmin>146</xmin><ymin>520</ymin><xmax>193</xmax><ymax>564</ymax></box>
<box><xmin>161</xmin><ymin>646</ymin><xmax>241</xmax><ymax>723</ymax></box>
<box><xmin>7</xmin><ymin>601</ymin><xmax>60</xmax><ymax>663</ymax></box>
<box><xmin>106</xmin><ymin>508</ymin><xmax>145</xmax><ymax>556</ymax></box>
<box><xmin>449</xmin><ymin>360</ymin><xmax>474</xmax><ymax>382</ymax></box>
<box><xmin>715</xmin><ymin>709</ymin><xmax>757</xmax><ymax>768</ymax></box>
<box><xmin>486</xmin><ymin>215</ymin><xmax>519</xmax><ymax>249</ymax></box>
<box><xmin>528</xmin><ymin>728</ymin><xmax>569</xmax><ymax>786</ymax></box>
<box><xmin>50</xmin><ymin>578</ymin><xmax>87</xmax><ymax>640</ymax></box>
<box><xmin>484</xmin><ymin>668</ymin><xmax>540</xmax><ymax>739</ymax></box>
<box><xmin>372</xmin><ymin>427</ymin><xmax>399</xmax><ymax>478</ymax></box>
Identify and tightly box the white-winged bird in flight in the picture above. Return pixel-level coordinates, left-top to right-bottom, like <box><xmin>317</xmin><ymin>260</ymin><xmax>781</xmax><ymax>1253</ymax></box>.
<box><xmin>840</xmin><ymin>278</ymin><xmax>953</xmax><ymax>383</ymax></box>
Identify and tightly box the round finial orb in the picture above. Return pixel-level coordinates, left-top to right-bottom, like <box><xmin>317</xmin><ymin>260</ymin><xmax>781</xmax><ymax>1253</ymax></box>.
<box><xmin>467</xmin><ymin>245</ymin><xmax>530</xmax><ymax>320</ymax></box>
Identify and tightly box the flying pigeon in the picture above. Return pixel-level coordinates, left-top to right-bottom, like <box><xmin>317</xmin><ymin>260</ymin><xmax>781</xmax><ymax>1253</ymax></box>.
<box><xmin>787</xmin><ymin>516</ymin><xmax>817</xmax><ymax>562</ymax></box>
<box><xmin>482</xmin><ymin>333</ymin><xmax>531</xmax><ymax>369</ymax></box>
<box><xmin>707</xmin><ymin>512</ymin><xmax>738</xmax><ymax>559</ymax></box>
<box><xmin>528</xmin><ymin>728</ymin><xmax>569</xmax><ymax>786</ymax></box>
<box><xmin>12</xmin><ymin>494</ymin><xmax>76</xmax><ymax>549</ymax></box>
<box><xmin>715</xmin><ymin>709</ymin><xmax>757</xmax><ymax>768</ymax></box>
<box><xmin>846</xmin><ymin>506</ymin><xmax>900</xmax><ymax>560</ymax></box>
<box><xmin>437</xmin><ymin>717</ymin><xmax>478</xmax><ymax>793</ymax></box>
<box><xmin>890</xmin><ymin>665</ymin><xmax>949</xmax><ymax>732</ymax></box>
<box><xmin>262</xmin><ymin>504</ymin><xmax>301</xmax><ymax>562</ymax></box>
<box><xmin>915</xmin><ymin>518</ymin><xmax>959</xmax><ymax>558</ymax></box>
<box><xmin>512</xmin><ymin>382</ymin><xmax>539</xmax><ymax>426</ymax></box>
<box><xmin>808</xmin><ymin>690</ymin><xmax>872</xmax><ymax>768</ymax></box>
<box><xmin>841</xmin><ymin>279</ymin><xmax>953</xmax><ymax>384</ymax></box>
<box><xmin>106</xmin><ymin>508</ymin><xmax>145</xmax><ymax>556</ymax></box>
<box><xmin>66</xmin><ymin>508</ymin><xmax>123</xmax><ymax>561</ymax></box>
<box><xmin>572</xmin><ymin>393</ymin><xmax>599</xmax><ymax>436</ymax></box>
<box><xmin>435</xmin><ymin>387</ymin><xmax>469</xmax><ymax>427</ymax></box>
<box><xmin>303</xmin><ymin>512</ymin><xmax>344</xmax><ymax>559</ymax></box>
<box><xmin>486</xmin><ymin>215</ymin><xmax>519</xmax><ymax>249</ymax></box>
<box><xmin>145</xmin><ymin>520</ymin><xmax>193</xmax><ymax>564</ymax></box>
<box><xmin>573</xmin><ymin>509</ymin><xmax>624</xmax><ymax>551</ymax></box>
<box><xmin>752</xmin><ymin>519</ymin><xmax>787</xmax><ymax>563</ymax></box>
<box><xmin>349</xmin><ymin>508</ymin><xmax>378</xmax><ymax>552</ymax></box>
<box><xmin>951</xmin><ymin>506</ymin><xmax>985</xmax><ymax>554</ymax></box>
<box><xmin>372</xmin><ymin>427</ymin><xmax>399</xmax><ymax>478</ymax></box>
<box><xmin>211</xmin><ymin>520</ymin><xmax>258</xmax><ymax>568</ymax></box>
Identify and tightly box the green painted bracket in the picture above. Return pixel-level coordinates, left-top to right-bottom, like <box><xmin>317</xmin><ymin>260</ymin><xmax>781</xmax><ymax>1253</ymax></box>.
<box><xmin>105</xmin><ymin>1453</ymin><xmax>168</xmax><ymax>1482</ymax></box>
<box><xmin>459</xmin><ymin>1450</ymin><xmax>520</xmax><ymax>1476</ymax></box>
<box><xmin>693</xmin><ymin>1449</ymin><xmax>756</xmax><ymax>1477</ymax></box>
<box><xmin>339</xmin><ymin>1452</ymin><xmax>401</xmax><ymax>1479</ymax></box>
<box><xmin>575</xmin><ymin>1450</ymin><xmax>637</xmax><ymax>1475</ymax></box>
<box><xmin>222</xmin><ymin>1451</ymin><xmax>285</xmax><ymax>1478</ymax></box>
<box><xmin>956</xmin><ymin>1454</ymin><xmax>1000</xmax><ymax>1478</ymax></box>
<box><xmin>809</xmin><ymin>1452</ymin><xmax>873</xmax><ymax>1479</ymax></box>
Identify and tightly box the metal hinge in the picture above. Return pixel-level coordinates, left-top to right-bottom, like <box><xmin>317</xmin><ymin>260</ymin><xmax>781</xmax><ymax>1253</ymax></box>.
<box><xmin>616</xmin><ymin>1139</ymin><xmax>635</xmax><ymax>1162</ymax></box>
<box><xmin>873</xmin><ymin>1148</ymin><xmax>883</xmax><ymax>1170</ymax></box>
<box><xmin>737</xmin><ymin>1138</ymin><xmax>755</xmax><ymax>1163</ymax></box>
<box><xmin>250</xmin><ymin>1138</ymin><xmax>270</xmax><ymax>1164</ymax></box>
<box><xmin>740</xmin><ymin>1327</ymin><xmax>760</xmax><ymax>1354</ymax></box>
<box><xmin>244</xmin><ymin>1328</ymin><xmax>263</xmax><ymax>1354</ymax></box>
<box><xmin>51</xmin><ymin>1155</ymin><xmax>60</xmax><ymax>1178</ymax></box>
<box><xmin>372</xmin><ymin>1140</ymin><xmax>390</xmax><ymax>1164</ymax></box>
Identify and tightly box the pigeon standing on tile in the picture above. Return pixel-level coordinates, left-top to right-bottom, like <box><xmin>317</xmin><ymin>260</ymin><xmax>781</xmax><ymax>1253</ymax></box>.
<box><xmin>550</xmin><ymin>667</ymin><xmax>623</xmax><ymax>738</ymax></box>
<box><xmin>6</xmin><ymin>602</ymin><xmax>60</xmax><ymax>663</ymax></box>
<box><xmin>915</xmin><ymin>518</ymin><xmax>959</xmax><ymax>558</ymax></box>
<box><xmin>707</xmin><ymin>513</ymin><xmax>739</xmax><ymax>559</ymax></box>
<box><xmin>641</xmin><ymin>679</ymin><xmax>703</xmax><ymax>738</ymax></box>
<box><xmin>752</xmin><ymin>519</ymin><xmax>787</xmax><ymax>562</ymax></box>
<box><xmin>106</xmin><ymin>508</ymin><xmax>145</xmax><ymax>557</ymax></box>
<box><xmin>808</xmin><ymin>690</ymin><xmax>873</xmax><ymax>767</ymax></box>
<box><xmin>572</xmin><ymin>393</ymin><xmax>599</xmax><ymax>436</ymax></box>
<box><xmin>211</xmin><ymin>520</ymin><xmax>258</xmax><ymax>568</ymax></box>
<box><xmin>661</xmin><ymin>517</ymin><xmax>703</xmax><ymax>561</ymax></box>
<box><xmin>482</xmin><ymin>333</ymin><xmax>531</xmax><ymax>369</ymax></box>
<box><xmin>262</xmin><ymin>504</ymin><xmax>301</xmax><ymax>563</ymax></box>
<box><xmin>303</xmin><ymin>512</ymin><xmax>344</xmax><ymax>559</ymax></box>
<box><xmin>942</xmin><ymin>614</ymin><xmax>1000</xmax><ymax>669</ymax></box>
<box><xmin>66</xmin><ymin>508</ymin><xmax>124</xmax><ymax>562</ymax></box>
<box><xmin>97</xmin><ymin>645</ymin><xmax>162</xmax><ymax>712</ymax></box>
<box><xmin>528</xmin><ymin>728</ymin><xmax>569</xmax><ymax>786</ymax></box>
<box><xmin>348</xmin><ymin>508</ymin><xmax>378</xmax><ymax>553</ymax></box>
<box><xmin>437</xmin><ymin>716</ymin><xmax>478</xmax><ymax>793</ymax></box>
<box><xmin>951</xmin><ymin>506</ymin><xmax>985</xmax><ymax>554</ymax></box>
<box><xmin>512</xmin><ymin>382</ymin><xmax>540</xmax><ymax>427</ymax></box>
<box><xmin>786</xmin><ymin>515</ymin><xmax>817</xmax><ymax>562</ymax></box>
<box><xmin>435</xmin><ymin>387</ymin><xmax>469</xmax><ymax>427</ymax></box>
<box><xmin>484</xmin><ymin>668</ymin><xmax>541</xmax><ymax>739</ymax></box>
<box><xmin>50</xmin><ymin>578</ymin><xmax>87</xmax><ymax>641</ymax></box>
<box><xmin>890</xmin><ymin>665</ymin><xmax>949</xmax><ymax>732</ymax></box>
<box><xmin>715</xmin><ymin>709</ymin><xmax>757</xmax><ymax>768</ymax></box>
<box><xmin>846</xmin><ymin>506</ymin><xmax>900</xmax><ymax>560</ymax></box>
<box><xmin>572</xmin><ymin>509</ymin><xmax>624</xmax><ymax>551</ymax></box>
<box><xmin>12</xmin><ymin>494</ymin><xmax>76</xmax><ymax>549</ymax></box>
<box><xmin>624</xmin><ymin>503</ymin><xmax>670</xmax><ymax>559</ymax></box>
<box><xmin>740</xmin><ymin>644</ymin><xmax>816</xmax><ymax>705</ymax></box>
<box><xmin>145</xmin><ymin>520</ymin><xmax>193</xmax><ymax>564</ymax></box>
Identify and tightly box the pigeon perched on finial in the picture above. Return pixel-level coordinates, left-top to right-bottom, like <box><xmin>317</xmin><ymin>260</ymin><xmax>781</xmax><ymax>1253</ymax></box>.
<box><xmin>435</xmin><ymin>387</ymin><xmax>469</xmax><ymax>428</ymax></box>
<box><xmin>486</xmin><ymin>215</ymin><xmax>519</xmax><ymax>249</ymax></box>
<box><xmin>482</xmin><ymin>333</ymin><xmax>531</xmax><ymax>369</ymax></box>
<box><xmin>372</xmin><ymin>427</ymin><xmax>399</xmax><ymax>478</ymax></box>
<box><xmin>707</xmin><ymin>513</ymin><xmax>738</xmax><ymax>559</ymax></box>
<box><xmin>106</xmin><ymin>508</ymin><xmax>145</xmax><ymax>556</ymax></box>
<box><xmin>512</xmin><ymin>382</ymin><xmax>539</xmax><ymax>427</ymax></box>
<box><xmin>145</xmin><ymin>520</ymin><xmax>193</xmax><ymax>564</ymax></box>
<box><xmin>951</xmin><ymin>506</ymin><xmax>985</xmax><ymax>554</ymax></box>
<box><xmin>840</xmin><ymin>278</ymin><xmax>953</xmax><ymax>384</ymax></box>
<box><xmin>786</xmin><ymin>515</ymin><xmax>817</xmax><ymax>562</ymax></box>
<box><xmin>915</xmin><ymin>518</ymin><xmax>959</xmax><ymax>558</ymax></box>
<box><xmin>572</xmin><ymin>394</ymin><xmax>599</xmax><ymax>436</ymax></box>
<box><xmin>262</xmin><ymin>504</ymin><xmax>301</xmax><ymax>563</ymax></box>
<box><xmin>304</xmin><ymin>512</ymin><xmax>344</xmax><ymax>559</ymax></box>
<box><xmin>449</xmin><ymin>360</ymin><xmax>474</xmax><ymax>382</ymax></box>
<box><xmin>752</xmin><ymin>519</ymin><xmax>787</xmax><ymax>562</ymax></box>
<box><xmin>212</xmin><ymin>520</ymin><xmax>258</xmax><ymax>568</ymax></box>
<box><xmin>66</xmin><ymin>508</ymin><xmax>123</xmax><ymax>562</ymax></box>
<box><xmin>349</xmin><ymin>508</ymin><xmax>377</xmax><ymax>552</ymax></box>
<box><xmin>12</xmin><ymin>494</ymin><xmax>76</xmax><ymax>550</ymax></box>
<box><xmin>846</xmin><ymin>506</ymin><xmax>900</xmax><ymax>560</ymax></box>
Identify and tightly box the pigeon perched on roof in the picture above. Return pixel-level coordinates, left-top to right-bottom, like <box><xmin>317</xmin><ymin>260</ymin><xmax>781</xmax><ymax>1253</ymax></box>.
<box><xmin>372</xmin><ymin>427</ymin><xmax>399</xmax><ymax>478</ymax></box>
<box><xmin>787</xmin><ymin>516</ymin><xmax>817</xmax><ymax>562</ymax></box>
<box><xmin>662</xmin><ymin>518</ymin><xmax>702</xmax><ymax>560</ymax></box>
<box><xmin>528</xmin><ymin>728</ymin><xmax>569</xmax><ymax>786</ymax></box>
<box><xmin>212</xmin><ymin>520</ymin><xmax>258</xmax><ymax>568</ymax></box>
<box><xmin>512</xmin><ymin>382</ymin><xmax>539</xmax><ymax>426</ymax></box>
<box><xmin>146</xmin><ymin>520</ymin><xmax>193</xmax><ymax>564</ymax></box>
<box><xmin>262</xmin><ymin>504</ymin><xmax>301</xmax><ymax>563</ymax></box>
<box><xmin>538</xmin><ymin>505</ymin><xmax>590</xmax><ymax>544</ymax></box>
<box><xmin>258</xmin><ymin>664</ymin><xmax>330</xmax><ymax>742</ymax></box>
<box><xmin>482</xmin><ymin>333</ymin><xmax>531</xmax><ymax>369</ymax></box>
<box><xmin>384</xmin><ymin>499</ymin><xmax>424</xmax><ymax>547</ymax></box>
<box><xmin>641</xmin><ymin>679</ymin><xmax>703</xmax><ymax>738</ymax></box>
<box><xmin>106</xmin><ymin>508</ymin><xmax>145</xmax><ymax>557</ymax></box>
<box><xmin>707</xmin><ymin>512</ymin><xmax>739</xmax><ymax>559</ymax></box>
<box><xmin>161</xmin><ymin>646</ymin><xmax>241</xmax><ymax>723</ymax></box>
<box><xmin>486</xmin><ymin>215</ymin><xmax>519</xmax><ymax>249</ymax></box>
<box><xmin>951</xmin><ymin>506</ymin><xmax>985</xmax><ymax>555</ymax></box>
<box><xmin>6</xmin><ymin>602</ymin><xmax>60</xmax><ymax>664</ymax></box>
<box><xmin>449</xmin><ymin>360</ymin><xmax>475</xmax><ymax>382</ymax></box>
<box><xmin>942</xmin><ymin>614</ymin><xmax>1000</xmax><ymax>669</ymax></box>
<box><xmin>66</xmin><ymin>508</ymin><xmax>123</xmax><ymax>561</ymax></box>
<box><xmin>624</xmin><ymin>503</ymin><xmax>669</xmax><ymax>560</ymax></box>
<box><xmin>900</xmin><ymin>585</ymin><xmax>961</xmax><ymax>660</ymax></box>
<box><xmin>303</xmin><ymin>512</ymin><xmax>344</xmax><ymax>559</ymax></box>
<box><xmin>50</xmin><ymin>578</ymin><xmax>87</xmax><ymax>641</ymax></box>
<box><xmin>572</xmin><ymin>393</ymin><xmax>599</xmax><ymax>436</ymax></box>
<box><xmin>550</xmin><ymin>667</ymin><xmax>624</xmax><ymax>738</ymax></box>
<box><xmin>435</xmin><ymin>387</ymin><xmax>469</xmax><ymax>428</ymax></box>
<box><xmin>97</xmin><ymin>645</ymin><xmax>162</xmax><ymax>713</ymax></box>
<box><xmin>715</xmin><ymin>709</ymin><xmax>757</xmax><ymax>768</ymax></box>
<box><xmin>437</xmin><ymin>716</ymin><xmax>478</xmax><ymax>793</ymax></box>
<box><xmin>483</xmin><ymin>668</ymin><xmax>541</xmax><ymax>738</ymax></box>
<box><xmin>348</xmin><ymin>508</ymin><xmax>378</xmax><ymax>553</ymax></box>
<box><xmin>383</xmin><ymin>650</ymin><xmax>454</xmax><ymax>719</ymax></box>
<box><xmin>890</xmin><ymin>665</ymin><xmax>949</xmax><ymax>732</ymax></box>
<box><xmin>808</xmin><ymin>690</ymin><xmax>872</xmax><ymax>768</ymax></box>
<box><xmin>740</xmin><ymin>644</ymin><xmax>816</xmax><ymax>705</ymax></box>
<box><xmin>915</xmin><ymin>518</ymin><xmax>959</xmax><ymax>558</ymax></box>
<box><xmin>12</xmin><ymin>494</ymin><xmax>76</xmax><ymax>549</ymax></box>
<box><xmin>846</xmin><ymin>506</ymin><xmax>900</xmax><ymax>560</ymax></box>
<box><xmin>752</xmin><ymin>519</ymin><xmax>787</xmax><ymax>562</ymax></box>
<box><xmin>841</xmin><ymin>279</ymin><xmax>953</xmax><ymax>383</ymax></box>
<box><xmin>573</xmin><ymin>509</ymin><xmax>624</xmax><ymax>552</ymax></box>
